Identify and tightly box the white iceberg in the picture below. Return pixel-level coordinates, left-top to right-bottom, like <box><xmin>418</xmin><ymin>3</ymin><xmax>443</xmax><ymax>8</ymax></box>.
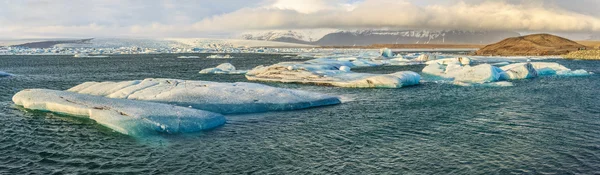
<box><xmin>13</xmin><ymin>89</ymin><xmax>226</xmax><ymax>136</ymax></box>
<box><xmin>380</xmin><ymin>48</ymin><xmax>394</xmax><ymax>58</ymax></box>
<box><xmin>450</xmin><ymin>64</ymin><xmax>507</xmax><ymax>83</ymax></box>
<box><xmin>423</xmin><ymin>63</ymin><xmax>506</xmax><ymax>83</ymax></box>
<box><xmin>415</xmin><ymin>54</ymin><xmax>437</xmax><ymax>62</ymax></box>
<box><xmin>68</xmin><ymin>78</ymin><xmax>341</xmax><ymax>114</ymax></box>
<box><xmin>206</xmin><ymin>54</ymin><xmax>234</xmax><ymax>59</ymax></box>
<box><xmin>426</xmin><ymin>57</ymin><xmax>472</xmax><ymax>66</ymax></box>
<box><xmin>423</xmin><ymin>61</ymin><xmax>592</xmax><ymax>85</ymax></box>
<box><xmin>199</xmin><ymin>63</ymin><xmax>248</xmax><ymax>74</ymax></box>
<box><xmin>528</xmin><ymin>62</ymin><xmax>592</xmax><ymax>76</ymax></box>
<box><xmin>500</xmin><ymin>62</ymin><xmax>538</xmax><ymax>80</ymax></box>
<box><xmin>177</xmin><ymin>56</ymin><xmax>200</xmax><ymax>58</ymax></box>
<box><xmin>246</xmin><ymin>62</ymin><xmax>420</xmax><ymax>88</ymax></box>
<box><xmin>73</xmin><ymin>53</ymin><xmax>109</xmax><ymax>58</ymax></box>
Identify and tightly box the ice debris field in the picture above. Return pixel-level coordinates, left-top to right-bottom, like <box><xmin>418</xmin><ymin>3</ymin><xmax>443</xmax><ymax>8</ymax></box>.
<box><xmin>10</xmin><ymin>48</ymin><xmax>594</xmax><ymax>136</ymax></box>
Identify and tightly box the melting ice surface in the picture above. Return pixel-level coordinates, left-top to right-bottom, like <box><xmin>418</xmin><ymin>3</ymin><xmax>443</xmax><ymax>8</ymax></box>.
<box><xmin>67</xmin><ymin>78</ymin><xmax>341</xmax><ymax>114</ymax></box>
<box><xmin>199</xmin><ymin>63</ymin><xmax>248</xmax><ymax>74</ymax></box>
<box><xmin>12</xmin><ymin>89</ymin><xmax>226</xmax><ymax>136</ymax></box>
<box><xmin>422</xmin><ymin>57</ymin><xmax>592</xmax><ymax>86</ymax></box>
<box><xmin>246</xmin><ymin>59</ymin><xmax>421</xmax><ymax>88</ymax></box>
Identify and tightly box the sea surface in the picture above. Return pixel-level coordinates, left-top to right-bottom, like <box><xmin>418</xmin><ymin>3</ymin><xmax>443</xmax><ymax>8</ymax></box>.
<box><xmin>1</xmin><ymin>53</ymin><xmax>599</xmax><ymax>174</ymax></box>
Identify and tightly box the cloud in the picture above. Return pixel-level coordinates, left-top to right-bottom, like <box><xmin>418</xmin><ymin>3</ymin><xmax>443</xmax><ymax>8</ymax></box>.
<box><xmin>1</xmin><ymin>0</ymin><xmax>600</xmax><ymax>38</ymax></box>
<box><xmin>193</xmin><ymin>0</ymin><xmax>600</xmax><ymax>32</ymax></box>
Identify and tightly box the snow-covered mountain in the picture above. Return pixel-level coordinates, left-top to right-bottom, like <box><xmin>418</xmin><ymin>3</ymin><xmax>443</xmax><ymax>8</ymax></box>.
<box><xmin>241</xmin><ymin>30</ymin><xmax>521</xmax><ymax>46</ymax></box>
<box><xmin>316</xmin><ymin>30</ymin><xmax>521</xmax><ymax>46</ymax></box>
<box><xmin>240</xmin><ymin>31</ymin><xmax>313</xmax><ymax>44</ymax></box>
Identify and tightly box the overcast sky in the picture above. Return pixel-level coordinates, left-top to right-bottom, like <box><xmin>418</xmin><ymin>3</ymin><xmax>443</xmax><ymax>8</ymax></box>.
<box><xmin>1</xmin><ymin>0</ymin><xmax>599</xmax><ymax>39</ymax></box>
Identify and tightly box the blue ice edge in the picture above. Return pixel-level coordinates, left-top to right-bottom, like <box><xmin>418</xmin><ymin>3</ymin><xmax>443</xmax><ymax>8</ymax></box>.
<box><xmin>13</xmin><ymin>89</ymin><xmax>226</xmax><ymax>137</ymax></box>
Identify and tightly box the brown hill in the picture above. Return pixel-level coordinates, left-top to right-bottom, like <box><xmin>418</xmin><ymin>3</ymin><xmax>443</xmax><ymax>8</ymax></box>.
<box><xmin>475</xmin><ymin>34</ymin><xmax>586</xmax><ymax>56</ymax></box>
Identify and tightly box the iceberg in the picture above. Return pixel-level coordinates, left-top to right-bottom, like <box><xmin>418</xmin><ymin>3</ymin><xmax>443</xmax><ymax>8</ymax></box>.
<box><xmin>380</xmin><ymin>48</ymin><xmax>394</xmax><ymax>58</ymax></box>
<box><xmin>73</xmin><ymin>53</ymin><xmax>109</xmax><ymax>58</ymax></box>
<box><xmin>500</xmin><ymin>62</ymin><xmax>538</xmax><ymax>80</ymax></box>
<box><xmin>426</xmin><ymin>57</ymin><xmax>472</xmax><ymax>66</ymax></box>
<box><xmin>415</xmin><ymin>54</ymin><xmax>437</xmax><ymax>62</ymax></box>
<box><xmin>528</xmin><ymin>62</ymin><xmax>592</xmax><ymax>76</ymax></box>
<box><xmin>246</xmin><ymin>62</ymin><xmax>420</xmax><ymax>88</ymax></box>
<box><xmin>423</xmin><ymin>61</ymin><xmax>592</xmax><ymax>86</ymax></box>
<box><xmin>450</xmin><ymin>64</ymin><xmax>507</xmax><ymax>83</ymax></box>
<box><xmin>0</xmin><ymin>71</ymin><xmax>11</xmax><ymax>77</ymax></box>
<box><xmin>13</xmin><ymin>89</ymin><xmax>226</xmax><ymax>136</ymax></box>
<box><xmin>422</xmin><ymin>63</ymin><xmax>506</xmax><ymax>83</ymax></box>
<box><xmin>199</xmin><ymin>63</ymin><xmax>248</xmax><ymax>74</ymax></box>
<box><xmin>206</xmin><ymin>54</ymin><xmax>234</xmax><ymax>59</ymax></box>
<box><xmin>68</xmin><ymin>78</ymin><xmax>341</xmax><ymax>114</ymax></box>
<box><xmin>177</xmin><ymin>56</ymin><xmax>200</xmax><ymax>58</ymax></box>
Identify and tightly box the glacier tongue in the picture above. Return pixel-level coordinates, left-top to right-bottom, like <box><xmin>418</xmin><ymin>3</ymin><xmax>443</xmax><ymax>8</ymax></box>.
<box><xmin>68</xmin><ymin>78</ymin><xmax>341</xmax><ymax>114</ymax></box>
<box><xmin>13</xmin><ymin>89</ymin><xmax>226</xmax><ymax>136</ymax></box>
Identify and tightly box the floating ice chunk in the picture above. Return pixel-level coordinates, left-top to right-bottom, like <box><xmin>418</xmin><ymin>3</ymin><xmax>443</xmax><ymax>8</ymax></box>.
<box><xmin>500</xmin><ymin>62</ymin><xmax>538</xmax><ymax>80</ymax></box>
<box><xmin>339</xmin><ymin>66</ymin><xmax>351</xmax><ymax>72</ymax></box>
<box><xmin>380</xmin><ymin>48</ymin><xmax>394</xmax><ymax>58</ymax></box>
<box><xmin>492</xmin><ymin>62</ymin><xmax>511</xmax><ymax>66</ymax></box>
<box><xmin>73</xmin><ymin>53</ymin><xmax>109</xmax><ymax>58</ymax></box>
<box><xmin>451</xmin><ymin>64</ymin><xmax>506</xmax><ymax>83</ymax></box>
<box><xmin>68</xmin><ymin>78</ymin><xmax>341</xmax><ymax>114</ymax></box>
<box><xmin>557</xmin><ymin>69</ymin><xmax>594</xmax><ymax>76</ymax></box>
<box><xmin>199</xmin><ymin>63</ymin><xmax>248</xmax><ymax>74</ymax></box>
<box><xmin>381</xmin><ymin>57</ymin><xmax>423</xmax><ymax>66</ymax></box>
<box><xmin>423</xmin><ymin>63</ymin><xmax>506</xmax><ymax>83</ymax></box>
<box><xmin>527</xmin><ymin>62</ymin><xmax>592</xmax><ymax>76</ymax></box>
<box><xmin>246</xmin><ymin>62</ymin><xmax>420</xmax><ymax>88</ymax></box>
<box><xmin>422</xmin><ymin>63</ymin><xmax>448</xmax><ymax>77</ymax></box>
<box><xmin>178</xmin><ymin>56</ymin><xmax>200</xmax><ymax>58</ymax></box>
<box><xmin>0</xmin><ymin>71</ymin><xmax>12</xmax><ymax>77</ymax></box>
<box><xmin>454</xmin><ymin>81</ymin><xmax>514</xmax><ymax>87</ymax></box>
<box><xmin>206</xmin><ymin>54</ymin><xmax>233</xmax><ymax>59</ymax></box>
<box><xmin>13</xmin><ymin>89</ymin><xmax>226</xmax><ymax>136</ymax></box>
<box><xmin>415</xmin><ymin>54</ymin><xmax>437</xmax><ymax>62</ymax></box>
<box><xmin>426</xmin><ymin>57</ymin><xmax>472</xmax><ymax>65</ymax></box>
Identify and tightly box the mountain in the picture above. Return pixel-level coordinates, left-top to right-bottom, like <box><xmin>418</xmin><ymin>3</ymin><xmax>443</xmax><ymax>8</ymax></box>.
<box><xmin>1</xmin><ymin>38</ymin><xmax>93</xmax><ymax>48</ymax></box>
<box><xmin>241</xmin><ymin>30</ymin><xmax>520</xmax><ymax>46</ymax></box>
<box><xmin>314</xmin><ymin>30</ymin><xmax>521</xmax><ymax>46</ymax></box>
<box><xmin>475</xmin><ymin>34</ymin><xmax>586</xmax><ymax>56</ymax></box>
<box><xmin>589</xmin><ymin>34</ymin><xmax>600</xmax><ymax>40</ymax></box>
<box><xmin>240</xmin><ymin>31</ymin><xmax>312</xmax><ymax>45</ymax></box>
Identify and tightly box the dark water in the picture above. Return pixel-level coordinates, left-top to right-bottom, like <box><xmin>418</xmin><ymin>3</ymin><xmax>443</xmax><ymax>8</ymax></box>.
<box><xmin>1</xmin><ymin>54</ymin><xmax>599</xmax><ymax>174</ymax></box>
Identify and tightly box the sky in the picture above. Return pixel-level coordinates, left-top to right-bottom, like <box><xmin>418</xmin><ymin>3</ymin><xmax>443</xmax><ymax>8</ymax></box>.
<box><xmin>1</xmin><ymin>0</ymin><xmax>599</xmax><ymax>39</ymax></box>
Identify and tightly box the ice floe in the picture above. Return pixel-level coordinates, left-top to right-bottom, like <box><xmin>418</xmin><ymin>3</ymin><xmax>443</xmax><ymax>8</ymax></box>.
<box><xmin>500</xmin><ymin>63</ymin><xmax>538</xmax><ymax>80</ymax></box>
<box><xmin>199</xmin><ymin>63</ymin><xmax>248</xmax><ymax>74</ymax></box>
<box><xmin>528</xmin><ymin>62</ymin><xmax>593</xmax><ymax>76</ymax></box>
<box><xmin>67</xmin><ymin>78</ymin><xmax>341</xmax><ymax>114</ymax></box>
<box><xmin>177</xmin><ymin>56</ymin><xmax>200</xmax><ymax>58</ymax></box>
<box><xmin>206</xmin><ymin>54</ymin><xmax>234</xmax><ymax>59</ymax></box>
<box><xmin>380</xmin><ymin>48</ymin><xmax>395</xmax><ymax>58</ymax></box>
<box><xmin>415</xmin><ymin>54</ymin><xmax>438</xmax><ymax>62</ymax></box>
<box><xmin>246</xmin><ymin>61</ymin><xmax>420</xmax><ymax>88</ymax></box>
<box><xmin>73</xmin><ymin>53</ymin><xmax>109</xmax><ymax>58</ymax></box>
<box><xmin>422</xmin><ymin>61</ymin><xmax>592</xmax><ymax>85</ymax></box>
<box><xmin>0</xmin><ymin>71</ymin><xmax>12</xmax><ymax>77</ymax></box>
<box><xmin>13</xmin><ymin>89</ymin><xmax>226</xmax><ymax>136</ymax></box>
